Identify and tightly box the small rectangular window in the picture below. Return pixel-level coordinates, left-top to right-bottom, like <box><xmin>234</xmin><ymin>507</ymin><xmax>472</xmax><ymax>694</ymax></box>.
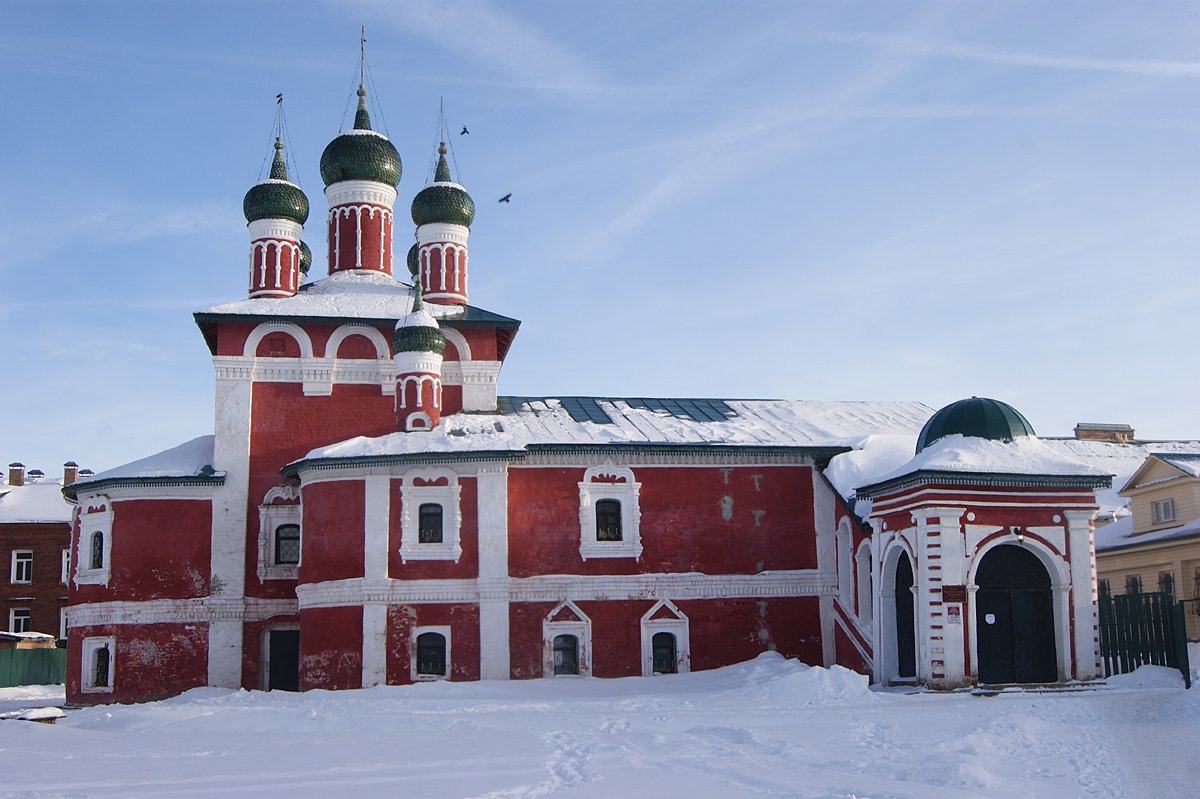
<box><xmin>61</xmin><ymin>549</ymin><xmax>70</xmax><ymax>584</ymax></box>
<box><xmin>418</xmin><ymin>503</ymin><xmax>443</xmax><ymax>544</ymax></box>
<box><xmin>1125</xmin><ymin>574</ymin><xmax>1143</xmax><ymax>595</ymax></box>
<box><xmin>1098</xmin><ymin>578</ymin><xmax>1110</xmax><ymax>596</ymax></box>
<box><xmin>274</xmin><ymin>524</ymin><xmax>301</xmax><ymax>565</ymax></box>
<box><xmin>1159</xmin><ymin>571</ymin><xmax>1175</xmax><ymax>598</ymax></box>
<box><xmin>595</xmin><ymin>499</ymin><xmax>623</xmax><ymax>542</ymax></box>
<box><xmin>11</xmin><ymin>551</ymin><xmax>32</xmax><ymax>584</ymax></box>
<box><xmin>59</xmin><ymin>608</ymin><xmax>68</xmax><ymax>641</ymax></box>
<box><xmin>1152</xmin><ymin>498</ymin><xmax>1176</xmax><ymax>525</ymax></box>
<box><xmin>9</xmin><ymin>608</ymin><xmax>30</xmax><ymax>633</ymax></box>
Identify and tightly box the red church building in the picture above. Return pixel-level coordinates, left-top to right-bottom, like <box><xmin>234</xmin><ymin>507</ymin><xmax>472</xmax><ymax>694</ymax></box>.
<box><xmin>62</xmin><ymin>79</ymin><xmax>1107</xmax><ymax>704</ymax></box>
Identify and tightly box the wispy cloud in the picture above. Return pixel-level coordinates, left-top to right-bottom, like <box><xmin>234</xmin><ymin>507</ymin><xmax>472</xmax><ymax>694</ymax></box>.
<box><xmin>820</xmin><ymin>32</ymin><xmax>1200</xmax><ymax>79</ymax></box>
<box><xmin>348</xmin><ymin>0</ymin><xmax>620</xmax><ymax>100</ymax></box>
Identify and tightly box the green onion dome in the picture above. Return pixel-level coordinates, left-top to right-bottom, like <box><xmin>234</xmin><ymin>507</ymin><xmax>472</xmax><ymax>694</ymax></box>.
<box><xmin>243</xmin><ymin>138</ymin><xmax>309</xmax><ymax>224</ymax></box>
<box><xmin>411</xmin><ymin>142</ymin><xmax>475</xmax><ymax>227</ymax></box>
<box><xmin>407</xmin><ymin>242</ymin><xmax>419</xmax><ymax>276</ymax></box>
<box><xmin>916</xmin><ymin>397</ymin><xmax>1036</xmax><ymax>453</ymax></box>
<box><xmin>298</xmin><ymin>240</ymin><xmax>312</xmax><ymax>277</ymax></box>
<box><xmin>392</xmin><ymin>285</ymin><xmax>446</xmax><ymax>355</ymax></box>
<box><xmin>320</xmin><ymin>85</ymin><xmax>402</xmax><ymax>188</ymax></box>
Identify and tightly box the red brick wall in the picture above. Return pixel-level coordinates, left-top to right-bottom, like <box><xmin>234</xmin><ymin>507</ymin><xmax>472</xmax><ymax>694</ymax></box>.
<box><xmin>0</xmin><ymin>521</ymin><xmax>69</xmax><ymax>638</ymax></box>
<box><xmin>66</xmin><ymin>622</ymin><xmax>208</xmax><ymax>705</ymax></box>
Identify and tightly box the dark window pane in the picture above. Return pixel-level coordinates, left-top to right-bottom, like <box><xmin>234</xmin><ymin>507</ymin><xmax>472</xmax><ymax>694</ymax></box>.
<box><xmin>1098</xmin><ymin>579</ymin><xmax>1110</xmax><ymax>596</ymax></box>
<box><xmin>652</xmin><ymin>631</ymin><xmax>677</xmax><ymax>674</ymax></box>
<box><xmin>419</xmin><ymin>503</ymin><xmax>443</xmax><ymax>544</ymax></box>
<box><xmin>94</xmin><ymin>645</ymin><xmax>110</xmax><ymax>687</ymax></box>
<box><xmin>553</xmin><ymin>634</ymin><xmax>579</xmax><ymax>675</ymax></box>
<box><xmin>1125</xmin><ymin>574</ymin><xmax>1142</xmax><ymax>594</ymax></box>
<box><xmin>90</xmin><ymin>532</ymin><xmax>104</xmax><ymax>570</ymax></box>
<box><xmin>416</xmin><ymin>632</ymin><xmax>446</xmax><ymax>676</ymax></box>
<box><xmin>275</xmin><ymin>524</ymin><xmax>300</xmax><ymax>565</ymax></box>
<box><xmin>1159</xmin><ymin>571</ymin><xmax>1175</xmax><ymax>599</ymax></box>
<box><xmin>595</xmin><ymin>499</ymin><xmax>622</xmax><ymax>541</ymax></box>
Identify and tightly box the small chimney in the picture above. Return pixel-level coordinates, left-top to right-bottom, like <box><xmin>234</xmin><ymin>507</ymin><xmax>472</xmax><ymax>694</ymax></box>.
<box><xmin>78</xmin><ymin>469</ymin><xmax>95</xmax><ymax>479</ymax></box>
<box><xmin>1074</xmin><ymin>423</ymin><xmax>1135</xmax><ymax>444</ymax></box>
<box><xmin>63</xmin><ymin>461</ymin><xmax>79</xmax><ymax>485</ymax></box>
<box><xmin>27</xmin><ymin>469</ymin><xmax>45</xmax><ymax>482</ymax></box>
<box><xmin>7</xmin><ymin>462</ymin><xmax>25</xmax><ymax>487</ymax></box>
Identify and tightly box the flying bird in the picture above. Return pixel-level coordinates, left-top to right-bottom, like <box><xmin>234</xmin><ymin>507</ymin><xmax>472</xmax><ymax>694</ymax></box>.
<box><xmin>460</xmin><ymin>125</ymin><xmax>469</xmax><ymax>135</ymax></box>
<box><xmin>498</xmin><ymin>193</ymin><xmax>512</xmax><ymax>203</ymax></box>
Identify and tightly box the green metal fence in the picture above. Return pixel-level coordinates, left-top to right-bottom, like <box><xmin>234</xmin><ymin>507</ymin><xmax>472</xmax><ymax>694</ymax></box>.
<box><xmin>0</xmin><ymin>648</ymin><xmax>67</xmax><ymax>688</ymax></box>
<box><xmin>1098</xmin><ymin>592</ymin><xmax>1191</xmax><ymax>689</ymax></box>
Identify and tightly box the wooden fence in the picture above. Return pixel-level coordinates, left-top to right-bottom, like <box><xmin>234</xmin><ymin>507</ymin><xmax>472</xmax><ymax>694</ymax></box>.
<box><xmin>1098</xmin><ymin>592</ymin><xmax>1190</xmax><ymax>689</ymax></box>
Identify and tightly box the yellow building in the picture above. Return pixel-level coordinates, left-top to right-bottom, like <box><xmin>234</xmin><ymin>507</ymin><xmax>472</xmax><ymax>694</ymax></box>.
<box><xmin>1096</xmin><ymin>453</ymin><xmax>1200</xmax><ymax>639</ymax></box>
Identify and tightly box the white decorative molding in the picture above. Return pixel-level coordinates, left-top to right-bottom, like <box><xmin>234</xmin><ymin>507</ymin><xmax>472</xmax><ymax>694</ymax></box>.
<box><xmin>70</xmin><ymin>597</ymin><xmax>297</xmax><ymax>629</ymax></box>
<box><xmin>416</xmin><ymin>222</ymin><xmax>469</xmax><ymax>246</ymax></box>
<box><xmin>578</xmin><ymin>462</ymin><xmax>642</xmax><ymax>560</ymax></box>
<box><xmin>294</xmin><ymin>569</ymin><xmax>836</xmax><ymax>609</ymax></box>
<box><xmin>325</xmin><ymin>324</ymin><xmax>391</xmax><ymax>360</ymax></box>
<box><xmin>248</xmin><ymin>218</ymin><xmax>303</xmax><ymax>241</ymax></box>
<box><xmin>74</xmin><ymin>496</ymin><xmax>113</xmax><ymax>587</ymax></box>
<box><xmin>640</xmin><ymin>600</ymin><xmax>690</xmax><ymax>676</ymax></box>
<box><xmin>80</xmin><ymin>636</ymin><xmax>115</xmax><ymax>694</ymax></box>
<box><xmin>325</xmin><ymin>181</ymin><xmax>398</xmax><ymax>209</ymax></box>
<box><xmin>524</xmin><ymin>450</ymin><xmax>816</xmax><ymax>467</ymax></box>
<box><xmin>543</xmin><ymin>601</ymin><xmax>592</xmax><ymax>677</ymax></box>
<box><xmin>257</xmin><ymin>484</ymin><xmax>301</xmax><ymax>582</ymax></box>
<box><xmin>241</xmin><ymin>323</ymin><xmax>315</xmax><ymax>359</ymax></box>
<box><xmin>399</xmin><ymin>468</ymin><xmax>463</xmax><ymax>562</ymax></box>
<box><xmin>439</xmin><ymin>327</ymin><xmax>472</xmax><ymax>361</ymax></box>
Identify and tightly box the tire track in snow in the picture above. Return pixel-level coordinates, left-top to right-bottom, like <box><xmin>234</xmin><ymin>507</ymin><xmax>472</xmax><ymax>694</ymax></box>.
<box><xmin>468</xmin><ymin>731</ymin><xmax>595</xmax><ymax>798</ymax></box>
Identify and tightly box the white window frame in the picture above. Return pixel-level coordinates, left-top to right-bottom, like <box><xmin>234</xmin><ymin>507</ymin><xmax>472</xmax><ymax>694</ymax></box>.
<box><xmin>257</xmin><ymin>485</ymin><xmax>301</xmax><ymax>581</ymax></box>
<box><xmin>81</xmin><ymin>636</ymin><xmax>115</xmax><ymax>693</ymax></box>
<box><xmin>11</xmin><ymin>550</ymin><xmax>32</xmax><ymax>584</ymax></box>
<box><xmin>9</xmin><ymin>607</ymin><xmax>30</xmax><ymax>633</ymax></box>
<box><xmin>411</xmin><ymin>625</ymin><xmax>451</xmax><ymax>681</ymax></box>
<box><xmin>399</xmin><ymin>469</ymin><xmax>462</xmax><ymax>562</ymax></box>
<box><xmin>75</xmin><ymin>497</ymin><xmax>113</xmax><ymax>586</ymax></box>
<box><xmin>60</xmin><ymin>548</ymin><xmax>70</xmax><ymax>585</ymax></box>
<box><xmin>640</xmin><ymin>599</ymin><xmax>690</xmax><ymax>676</ymax></box>
<box><xmin>59</xmin><ymin>607</ymin><xmax>68</xmax><ymax>641</ymax></box>
<box><xmin>1152</xmin><ymin>497</ymin><xmax>1176</xmax><ymax>525</ymax></box>
<box><xmin>542</xmin><ymin>600</ymin><xmax>592</xmax><ymax>678</ymax></box>
<box><xmin>578</xmin><ymin>462</ymin><xmax>642</xmax><ymax>560</ymax></box>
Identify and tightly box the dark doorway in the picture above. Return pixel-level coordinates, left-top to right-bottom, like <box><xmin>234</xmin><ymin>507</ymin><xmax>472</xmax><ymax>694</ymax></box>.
<box><xmin>267</xmin><ymin>629</ymin><xmax>299</xmax><ymax>691</ymax></box>
<box><xmin>652</xmin><ymin>632</ymin><xmax>677</xmax><ymax>674</ymax></box>
<box><xmin>976</xmin><ymin>544</ymin><xmax>1056</xmax><ymax>683</ymax></box>
<box><xmin>416</xmin><ymin>632</ymin><xmax>447</xmax><ymax>677</ymax></box>
<box><xmin>895</xmin><ymin>552</ymin><xmax>916</xmax><ymax>679</ymax></box>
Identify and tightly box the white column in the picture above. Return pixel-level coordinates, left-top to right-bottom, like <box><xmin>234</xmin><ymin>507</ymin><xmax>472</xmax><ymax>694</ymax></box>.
<box><xmin>476</xmin><ymin>464</ymin><xmax>510</xmax><ymax>680</ymax></box>
<box><xmin>361</xmin><ymin>475</ymin><xmax>391</xmax><ymax>687</ymax></box>
<box><xmin>1065</xmin><ymin>509</ymin><xmax>1101</xmax><ymax>680</ymax></box>
<box><xmin>207</xmin><ymin>364</ymin><xmax>252</xmax><ymax>688</ymax></box>
<box><xmin>921</xmin><ymin>507</ymin><xmax>966</xmax><ymax>687</ymax></box>
<box><xmin>811</xmin><ymin>470</ymin><xmax>839</xmax><ymax>667</ymax></box>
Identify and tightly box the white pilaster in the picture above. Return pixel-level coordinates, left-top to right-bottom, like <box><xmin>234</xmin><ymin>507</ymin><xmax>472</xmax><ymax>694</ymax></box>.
<box><xmin>476</xmin><ymin>464</ymin><xmax>510</xmax><ymax>680</ymax></box>
<box><xmin>207</xmin><ymin>367</ymin><xmax>252</xmax><ymax>687</ymax></box>
<box><xmin>811</xmin><ymin>471</ymin><xmax>839</xmax><ymax>667</ymax></box>
<box><xmin>915</xmin><ymin>507</ymin><xmax>966</xmax><ymax>687</ymax></box>
<box><xmin>361</xmin><ymin>601</ymin><xmax>388</xmax><ymax>688</ymax></box>
<box><xmin>361</xmin><ymin>476</ymin><xmax>391</xmax><ymax>687</ymax></box>
<box><xmin>1065</xmin><ymin>509</ymin><xmax>1100</xmax><ymax>680</ymax></box>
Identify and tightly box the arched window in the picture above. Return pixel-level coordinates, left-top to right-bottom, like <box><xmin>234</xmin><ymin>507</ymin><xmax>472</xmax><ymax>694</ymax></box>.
<box><xmin>274</xmin><ymin>524</ymin><xmax>300</xmax><ymax>565</ymax></box>
<box><xmin>93</xmin><ymin>644</ymin><xmax>111</xmax><ymax>688</ymax></box>
<box><xmin>90</xmin><ymin>531</ymin><xmax>104</xmax><ymax>570</ymax></box>
<box><xmin>416</xmin><ymin>632</ymin><xmax>447</xmax><ymax>677</ymax></box>
<box><xmin>553</xmin><ymin>634</ymin><xmax>579</xmax><ymax>676</ymax></box>
<box><xmin>595</xmin><ymin>499</ymin><xmax>622</xmax><ymax>541</ymax></box>
<box><xmin>856</xmin><ymin>542</ymin><xmax>873</xmax><ymax>628</ymax></box>
<box><xmin>419</xmin><ymin>503</ymin><xmax>444</xmax><ymax>544</ymax></box>
<box><xmin>652</xmin><ymin>632</ymin><xmax>677</xmax><ymax>674</ymax></box>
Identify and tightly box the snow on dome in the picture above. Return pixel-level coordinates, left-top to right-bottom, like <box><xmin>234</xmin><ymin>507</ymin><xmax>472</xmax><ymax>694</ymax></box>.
<box><xmin>71</xmin><ymin>435</ymin><xmax>221</xmax><ymax>489</ymax></box>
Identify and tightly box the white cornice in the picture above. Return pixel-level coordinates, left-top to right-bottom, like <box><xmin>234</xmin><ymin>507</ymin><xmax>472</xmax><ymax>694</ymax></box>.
<box><xmin>325</xmin><ymin>181</ymin><xmax>398</xmax><ymax>208</ymax></box>
<box><xmin>248</xmin><ymin>219</ymin><xmax>303</xmax><ymax>241</ymax></box>
<box><xmin>69</xmin><ymin>597</ymin><xmax>299</xmax><ymax>628</ymax></box>
<box><xmin>417</xmin><ymin>224</ymin><xmax>469</xmax><ymax>246</ymax></box>
<box><xmin>295</xmin><ymin>571</ymin><xmax>836</xmax><ymax>609</ymax></box>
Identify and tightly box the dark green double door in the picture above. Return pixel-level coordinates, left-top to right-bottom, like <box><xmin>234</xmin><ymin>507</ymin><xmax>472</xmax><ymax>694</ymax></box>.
<box><xmin>976</xmin><ymin>545</ymin><xmax>1056</xmax><ymax>684</ymax></box>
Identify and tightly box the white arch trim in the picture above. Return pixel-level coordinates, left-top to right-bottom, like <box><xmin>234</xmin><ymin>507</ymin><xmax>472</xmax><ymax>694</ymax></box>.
<box><xmin>244</xmin><ymin>323</ymin><xmax>315</xmax><ymax>359</ymax></box>
<box><xmin>440</xmin><ymin>325</ymin><xmax>471</xmax><ymax>361</ymax></box>
<box><xmin>325</xmin><ymin>324</ymin><xmax>390</xmax><ymax>360</ymax></box>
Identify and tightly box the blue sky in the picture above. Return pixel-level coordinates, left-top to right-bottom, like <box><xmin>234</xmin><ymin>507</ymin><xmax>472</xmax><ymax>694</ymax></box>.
<box><xmin>2</xmin><ymin>1</ymin><xmax>1198</xmax><ymax>475</ymax></box>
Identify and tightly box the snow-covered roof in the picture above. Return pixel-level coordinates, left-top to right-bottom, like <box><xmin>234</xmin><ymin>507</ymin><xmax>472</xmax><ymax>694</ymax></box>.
<box><xmin>1155</xmin><ymin>453</ymin><xmax>1200</xmax><ymax>478</ymax></box>
<box><xmin>198</xmin><ymin>271</ymin><xmax>463</xmax><ymax>322</ymax></box>
<box><xmin>0</xmin><ymin>477</ymin><xmax>72</xmax><ymax>524</ymax></box>
<box><xmin>830</xmin><ymin>435</ymin><xmax>1200</xmax><ymax>519</ymax></box>
<box><xmin>68</xmin><ymin>436</ymin><xmax>222</xmax><ymax>493</ymax></box>
<box><xmin>301</xmin><ymin>398</ymin><xmax>936</xmax><ymax>463</ymax></box>
<box><xmin>1096</xmin><ymin>512</ymin><xmax>1200</xmax><ymax>552</ymax></box>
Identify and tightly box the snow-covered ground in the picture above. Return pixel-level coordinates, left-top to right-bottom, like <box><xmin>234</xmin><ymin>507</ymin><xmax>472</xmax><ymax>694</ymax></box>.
<box><xmin>1</xmin><ymin>654</ymin><xmax>1197</xmax><ymax>798</ymax></box>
